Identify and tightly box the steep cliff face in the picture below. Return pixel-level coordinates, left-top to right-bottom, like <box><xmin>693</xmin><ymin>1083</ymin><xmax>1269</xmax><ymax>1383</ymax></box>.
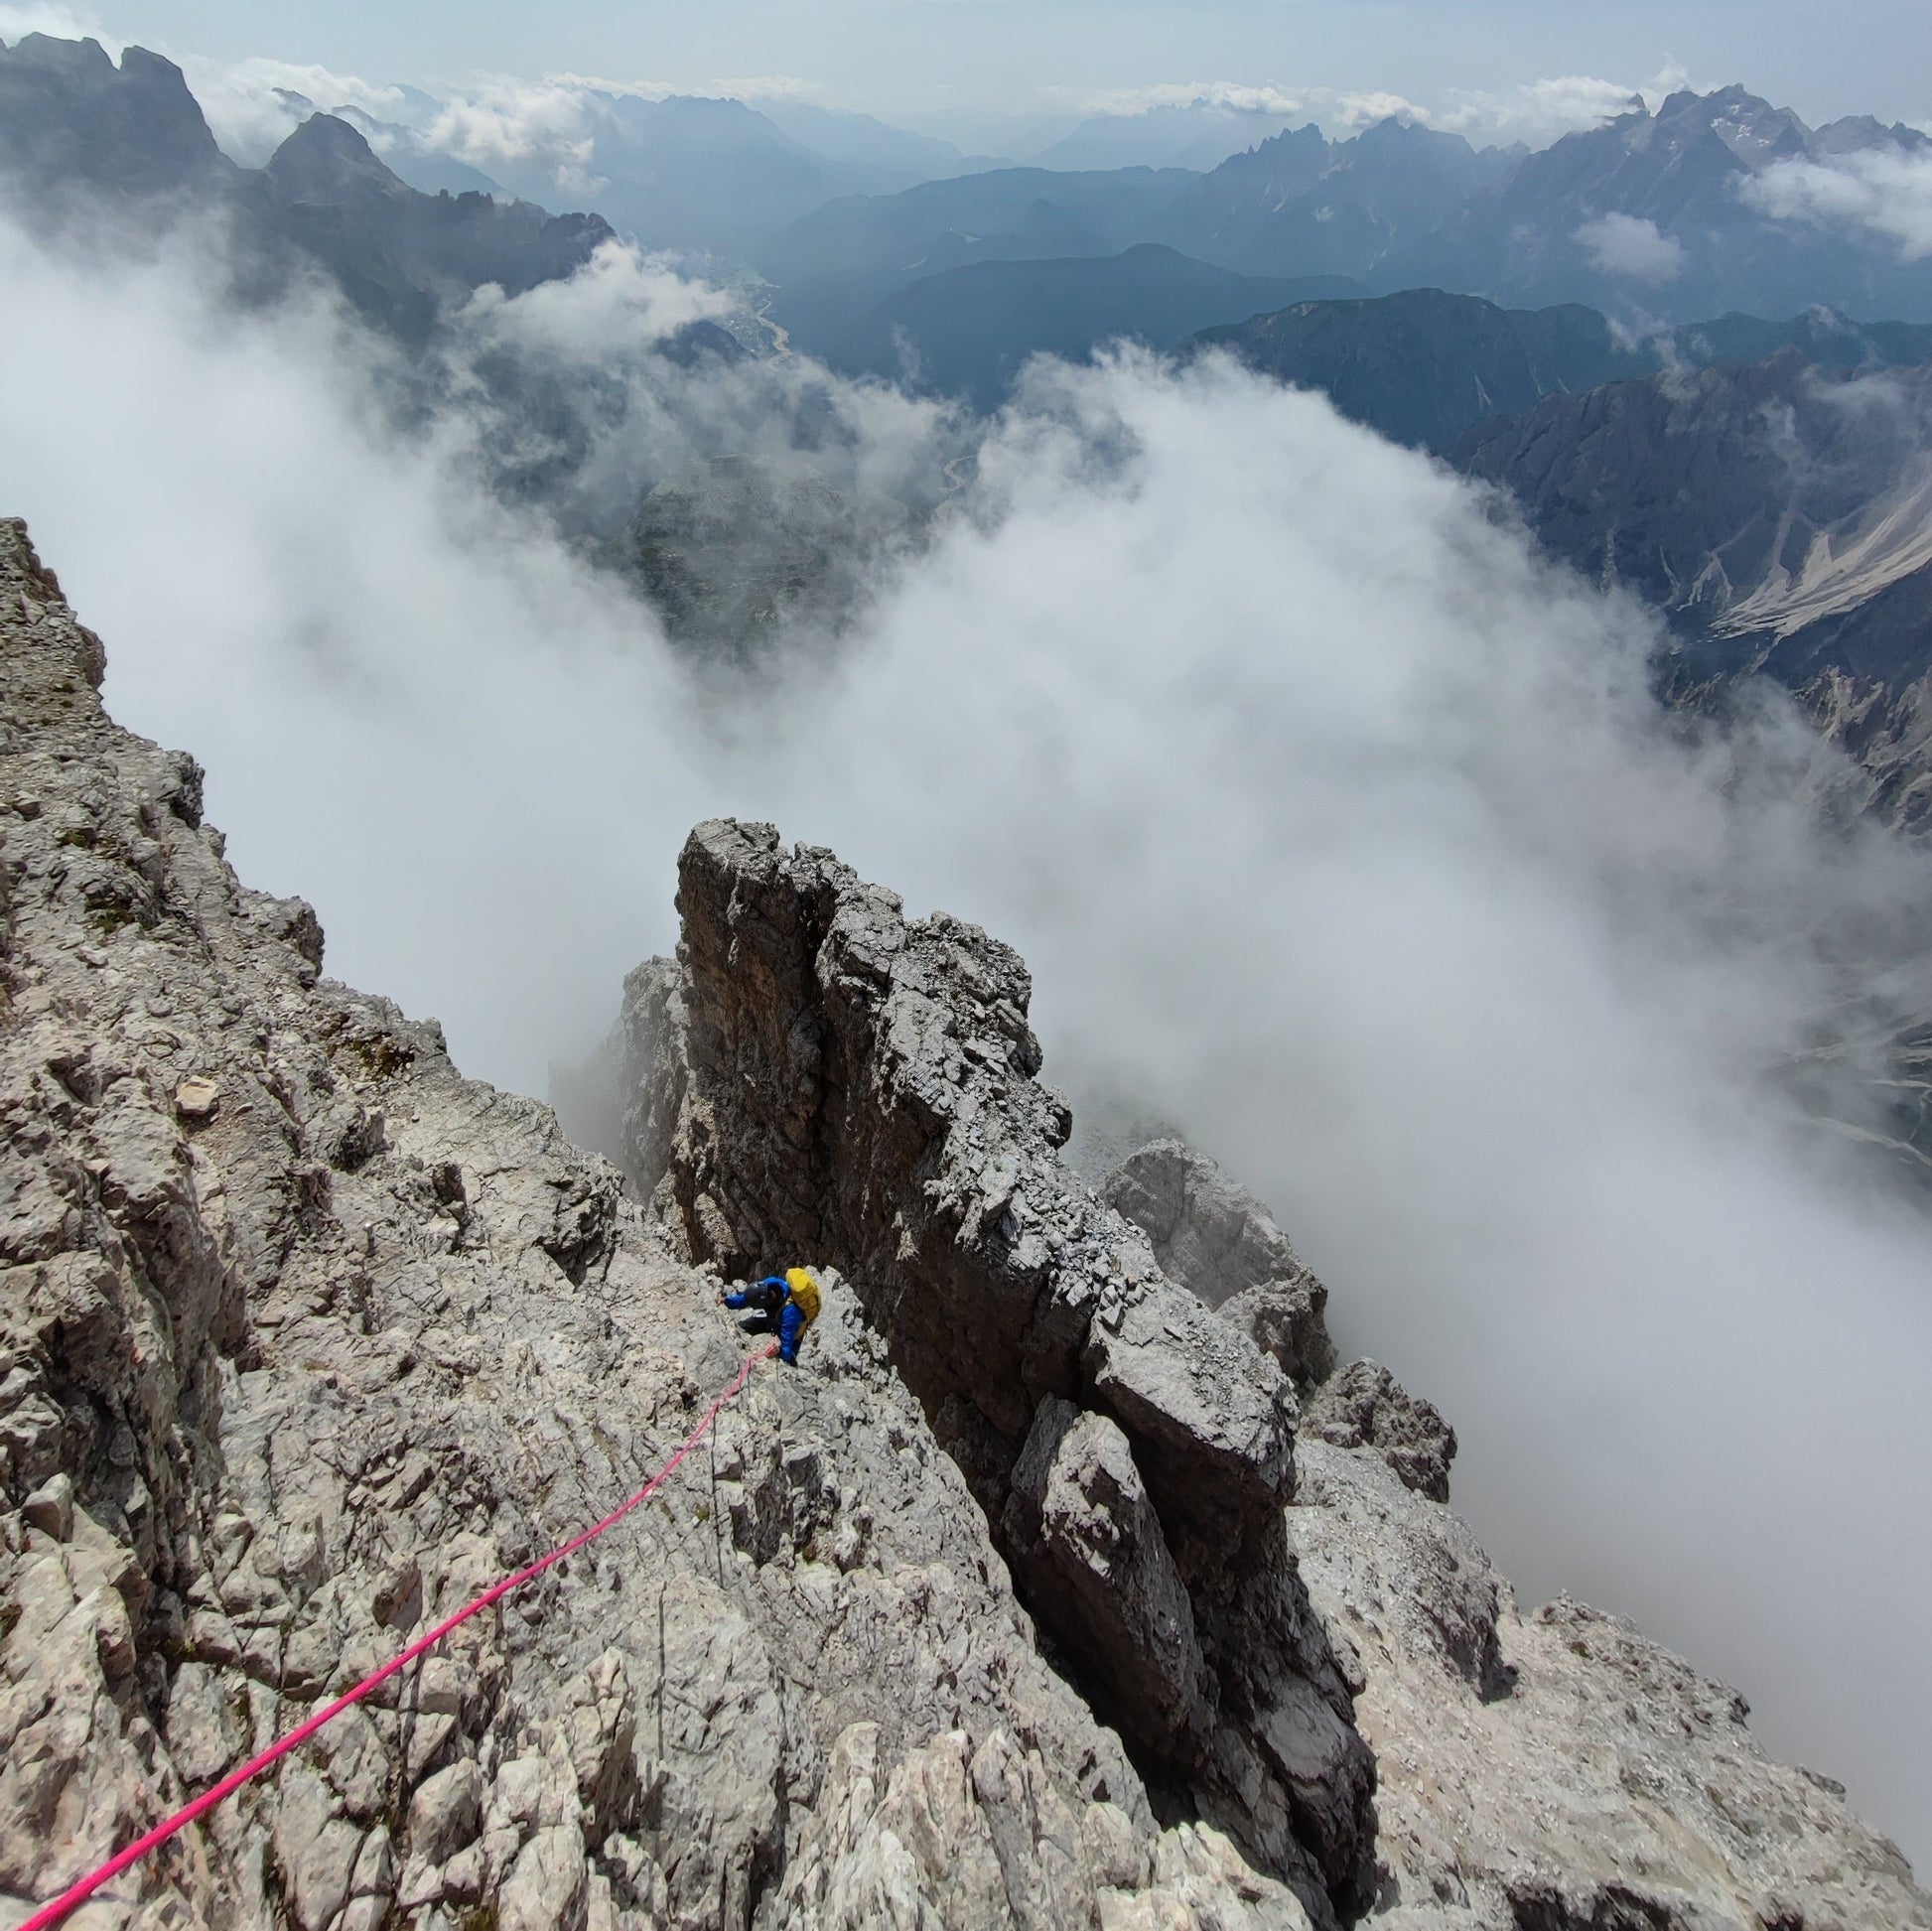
<box><xmin>619</xmin><ymin>823</ymin><xmax>1377</xmax><ymax>1924</ymax></box>
<box><xmin>0</xmin><ymin>515</ymin><xmax>1323</xmax><ymax>1931</ymax></box>
<box><xmin>621</xmin><ymin>819</ymin><xmax>1932</xmax><ymax>1931</ymax></box>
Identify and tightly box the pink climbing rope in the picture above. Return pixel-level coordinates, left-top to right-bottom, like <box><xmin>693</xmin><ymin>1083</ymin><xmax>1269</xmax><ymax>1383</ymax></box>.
<box><xmin>17</xmin><ymin>1341</ymin><xmax>778</xmax><ymax>1931</ymax></box>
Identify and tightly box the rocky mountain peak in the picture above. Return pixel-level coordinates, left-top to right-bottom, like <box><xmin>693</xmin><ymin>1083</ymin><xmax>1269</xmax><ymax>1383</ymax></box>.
<box><xmin>264</xmin><ymin>112</ymin><xmax>411</xmax><ymax>205</ymax></box>
<box><xmin>5</xmin><ymin>31</ymin><xmax>116</xmax><ymax>75</ymax></box>
<box><xmin>0</xmin><ymin>34</ymin><xmax>229</xmax><ymax>203</ymax></box>
<box><xmin>1813</xmin><ymin>113</ymin><xmax>1931</xmax><ymax>156</ymax></box>
<box><xmin>617</xmin><ymin>817</ymin><xmax>1378</xmax><ymax>1920</ymax></box>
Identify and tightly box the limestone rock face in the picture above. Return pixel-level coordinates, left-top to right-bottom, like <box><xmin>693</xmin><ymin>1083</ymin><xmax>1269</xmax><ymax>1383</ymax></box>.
<box><xmin>1303</xmin><ymin>1364</ymin><xmax>1455</xmax><ymax>1506</ymax></box>
<box><xmin>0</xmin><ymin>517</ymin><xmax>1315</xmax><ymax>1931</ymax></box>
<box><xmin>621</xmin><ymin>816</ymin><xmax>1932</xmax><ymax>1931</ymax></box>
<box><xmin>1288</xmin><ymin>1436</ymin><xmax>1932</xmax><ymax>1927</ymax></box>
<box><xmin>1002</xmin><ymin>1398</ymin><xmax>1213</xmax><ymax>1761</ymax></box>
<box><xmin>1102</xmin><ymin>1140</ymin><xmax>1337</xmax><ymax>1391</ymax></box>
<box><xmin>621</xmin><ymin>819</ymin><xmax>1378</xmax><ymax>1922</ymax></box>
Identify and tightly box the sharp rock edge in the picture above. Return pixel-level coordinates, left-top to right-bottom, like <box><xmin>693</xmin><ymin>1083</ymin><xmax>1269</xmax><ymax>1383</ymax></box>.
<box><xmin>0</xmin><ymin>513</ymin><xmax>1922</xmax><ymax>1931</ymax></box>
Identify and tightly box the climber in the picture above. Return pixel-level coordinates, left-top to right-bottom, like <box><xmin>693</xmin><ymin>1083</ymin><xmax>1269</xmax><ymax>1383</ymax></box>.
<box><xmin>721</xmin><ymin>1266</ymin><xmax>821</xmax><ymax>1365</ymax></box>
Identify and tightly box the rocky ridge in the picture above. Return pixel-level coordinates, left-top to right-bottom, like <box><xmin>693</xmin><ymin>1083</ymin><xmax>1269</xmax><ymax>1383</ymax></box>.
<box><xmin>0</xmin><ymin>515</ymin><xmax>1926</xmax><ymax>1931</ymax></box>
<box><xmin>620</xmin><ymin>823</ymin><xmax>1378</xmax><ymax>1924</ymax></box>
<box><xmin>620</xmin><ymin>818</ymin><xmax>1932</xmax><ymax>1931</ymax></box>
<box><xmin>0</xmin><ymin>514</ymin><xmax>1321</xmax><ymax>1931</ymax></box>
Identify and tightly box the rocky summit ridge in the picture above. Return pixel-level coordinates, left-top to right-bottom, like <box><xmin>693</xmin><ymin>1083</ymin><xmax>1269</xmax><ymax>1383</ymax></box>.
<box><xmin>0</xmin><ymin>512</ymin><xmax>1926</xmax><ymax>1931</ymax></box>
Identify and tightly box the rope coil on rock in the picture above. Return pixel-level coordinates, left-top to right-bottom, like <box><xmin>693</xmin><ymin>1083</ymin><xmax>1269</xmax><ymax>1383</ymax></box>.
<box><xmin>17</xmin><ymin>1341</ymin><xmax>778</xmax><ymax>1931</ymax></box>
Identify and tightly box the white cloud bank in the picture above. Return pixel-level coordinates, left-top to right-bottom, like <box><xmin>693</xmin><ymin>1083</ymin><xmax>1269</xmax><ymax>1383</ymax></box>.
<box><xmin>1067</xmin><ymin>80</ymin><xmax>1423</xmax><ymax>131</ymax></box>
<box><xmin>175</xmin><ymin>55</ymin><xmax>427</xmax><ymax>166</ymax></box>
<box><xmin>1</xmin><ymin>214</ymin><xmax>1930</xmax><ymax>1872</ymax></box>
<box><xmin>1060</xmin><ymin>68</ymin><xmax>1690</xmax><ymax>147</ymax></box>
<box><xmin>1437</xmin><ymin>73</ymin><xmax>1647</xmax><ymax>146</ymax></box>
<box><xmin>460</xmin><ymin>238</ymin><xmax>733</xmax><ymax>358</ymax></box>
<box><xmin>1578</xmin><ymin>209</ymin><xmax>1687</xmax><ymax>280</ymax></box>
<box><xmin>1744</xmin><ymin>144</ymin><xmax>1932</xmax><ymax>258</ymax></box>
<box><xmin>420</xmin><ymin>75</ymin><xmax>613</xmax><ymax>192</ymax></box>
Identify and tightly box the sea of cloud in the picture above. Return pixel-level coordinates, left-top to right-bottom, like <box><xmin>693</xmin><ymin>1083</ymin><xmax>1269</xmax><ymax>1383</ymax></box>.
<box><xmin>1</xmin><ymin>213</ymin><xmax>1930</xmax><ymax>1866</ymax></box>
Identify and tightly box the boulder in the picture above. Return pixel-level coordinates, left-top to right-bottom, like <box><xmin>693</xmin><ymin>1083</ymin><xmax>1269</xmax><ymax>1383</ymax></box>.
<box><xmin>1305</xmin><ymin>1360</ymin><xmax>1456</xmax><ymax>1503</ymax></box>
<box><xmin>1003</xmin><ymin>1398</ymin><xmax>1213</xmax><ymax>1758</ymax></box>
<box><xmin>1103</xmin><ymin>1138</ymin><xmax>1337</xmax><ymax>1390</ymax></box>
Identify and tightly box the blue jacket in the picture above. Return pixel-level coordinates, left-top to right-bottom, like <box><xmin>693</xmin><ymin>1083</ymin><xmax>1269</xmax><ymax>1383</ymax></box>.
<box><xmin>723</xmin><ymin>1275</ymin><xmax>814</xmax><ymax>1364</ymax></box>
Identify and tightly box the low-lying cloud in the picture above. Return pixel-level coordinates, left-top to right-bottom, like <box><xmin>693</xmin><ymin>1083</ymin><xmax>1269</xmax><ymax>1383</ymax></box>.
<box><xmin>2</xmin><ymin>210</ymin><xmax>1930</xmax><ymax>1870</ymax></box>
<box><xmin>175</xmin><ymin>55</ymin><xmax>429</xmax><ymax>167</ymax></box>
<box><xmin>418</xmin><ymin>71</ymin><xmax>818</xmax><ymax>197</ymax></box>
<box><xmin>1578</xmin><ymin>209</ymin><xmax>1686</xmax><ymax>280</ymax></box>
<box><xmin>1744</xmin><ymin>142</ymin><xmax>1932</xmax><ymax>258</ymax></box>
<box><xmin>1064</xmin><ymin>68</ymin><xmax>1687</xmax><ymax>147</ymax></box>
<box><xmin>1064</xmin><ymin>80</ymin><xmax>1422</xmax><ymax>132</ymax></box>
<box><xmin>459</xmin><ymin>239</ymin><xmax>733</xmax><ymax>359</ymax></box>
<box><xmin>421</xmin><ymin>74</ymin><xmax>612</xmax><ymax>195</ymax></box>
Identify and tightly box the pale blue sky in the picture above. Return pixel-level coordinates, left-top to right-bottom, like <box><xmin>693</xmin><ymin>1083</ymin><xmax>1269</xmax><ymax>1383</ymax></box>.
<box><xmin>19</xmin><ymin>0</ymin><xmax>1932</xmax><ymax>134</ymax></box>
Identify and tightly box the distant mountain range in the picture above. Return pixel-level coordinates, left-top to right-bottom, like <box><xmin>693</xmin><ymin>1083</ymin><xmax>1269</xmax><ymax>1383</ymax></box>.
<box><xmin>748</xmin><ymin>119</ymin><xmax>1518</xmax><ymax>339</ymax></box>
<box><xmin>1161</xmin><ymin>117</ymin><xmax>1521</xmax><ymax>281</ymax></box>
<box><xmin>14</xmin><ymin>26</ymin><xmax>1932</xmax><ymax>846</ymax></box>
<box><xmin>1457</xmin><ymin>352</ymin><xmax>1932</xmax><ymax>834</ymax></box>
<box><xmin>12</xmin><ymin>35</ymin><xmax>1932</xmax><ymax>338</ymax></box>
<box><xmin>750</xmin><ymin>86</ymin><xmax>1932</xmax><ymax>384</ymax></box>
<box><xmin>462</xmin><ymin>91</ymin><xmax>973</xmax><ymax>260</ymax></box>
<box><xmin>0</xmin><ymin>34</ymin><xmax>609</xmax><ymax>341</ymax></box>
<box><xmin>752</xmin><ymin>165</ymin><xmax>1200</xmax><ymax>356</ymax></box>
<box><xmin>754</xmin><ymin>100</ymin><xmax>996</xmax><ymax>184</ymax></box>
<box><xmin>1194</xmin><ymin>289</ymin><xmax>1932</xmax><ymax>454</ymax></box>
<box><xmin>1030</xmin><ymin>100</ymin><xmax>1316</xmax><ymax>173</ymax></box>
<box><xmin>808</xmin><ymin>244</ymin><xmax>1361</xmax><ymax>405</ymax></box>
<box><xmin>1401</xmin><ymin>85</ymin><xmax>1932</xmax><ymax>321</ymax></box>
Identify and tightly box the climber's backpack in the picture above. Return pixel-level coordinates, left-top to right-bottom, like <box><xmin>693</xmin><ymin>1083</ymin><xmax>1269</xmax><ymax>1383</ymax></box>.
<box><xmin>785</xmin><ymin>1266</ymin><xmax>822</xmax><ymax>1325</ymax></box>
